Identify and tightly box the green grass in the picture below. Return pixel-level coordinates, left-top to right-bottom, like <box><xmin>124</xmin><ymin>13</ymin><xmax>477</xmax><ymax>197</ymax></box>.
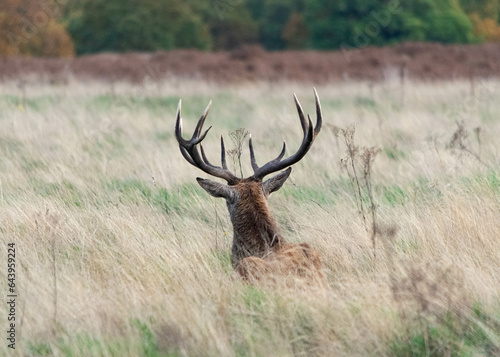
<box><xmin>354</xmin><ymin>95</ymin><xmax>377</xmax><ymax>108</ymax></box>
<box><xmin>461</xmin><ymin>170</ymin><xmax>500</xmax><ymax>193</ymax></box>
<box><xmin>86</xmin><ymin>95</ymin><xmax>179</xmax><ymax>114</ymax></box>
<box><xmin>390</xmin><ymin>306</ymin><xmax>500</xmax><ymax>357</ymax></box>
<box><xmin>0</xmin><ymin>136</ymin><xmax>25</xmax><ymax>158</ymax></box>
<box><xmin>385</xmin><ymin>146</ymin><xmax>408</xmax><ymax>161</ymax></box>
<box><xmin>379</xmin><ymin>184</ymin><xmax>408</xmax><ymax>206</ymax></box>
<box><xmin>21</xmin><ymin>158</ymin><xmax>48</xmax><ymax>173</ymax></box>
<box><xmin>29</xmin><ymin>178</ymin><xmax>85</xmax><ymax>207</ymax></box>
<box><xmin>26</xmin><ymin>323</ymin><xmax>168</xmax><ymax>357</ymax></box>
<box><xmin>0</xmin><ymin>94</ymin><xmax>57</xmax><ymax>112</ymax></box>
<box><xmin>282</xmin><ymin>185</ymin><xmax>337</xmax><ymax>205</ymax></box>
<box><xmin>105</xmin><ymin>179</ymin><xmax>209</xmax><ymax>214</ymax></box>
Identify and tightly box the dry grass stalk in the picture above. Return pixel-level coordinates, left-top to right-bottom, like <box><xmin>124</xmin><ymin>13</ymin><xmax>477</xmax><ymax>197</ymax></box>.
<box><xmin>340</xmin><ymin>124</ymin><xmax>380</xmax><ymax>259</ymax></box>
<box><xmin>340</xmin><ymin>124</ymin><xmax>367</xmax><ymax>229</ymax></box>
<box><xmin>447</xmin><ymin>121</ymin><xmax>485</xmax><ymax>166</ymax></box>
<box><xmin>227</xmin><ymin>128</ymin><xmax>250</xmax><ymax>178</ymax></box>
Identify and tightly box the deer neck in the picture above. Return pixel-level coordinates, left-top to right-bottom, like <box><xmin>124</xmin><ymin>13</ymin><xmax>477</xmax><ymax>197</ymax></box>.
<box><xmin>228</xmin><ymin>184</ymin><xmax>286</xmax><ymax>266</ymax></box>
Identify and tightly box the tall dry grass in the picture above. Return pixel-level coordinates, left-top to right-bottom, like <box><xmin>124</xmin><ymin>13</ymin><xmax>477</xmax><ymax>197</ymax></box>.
<box><xmin>0</xmin><ymin>78</ymin><xmax>499</xmax><ymax>356</ymax></box>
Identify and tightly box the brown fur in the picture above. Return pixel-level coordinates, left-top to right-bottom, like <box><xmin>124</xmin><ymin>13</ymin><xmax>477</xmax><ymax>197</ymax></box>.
<box><xmin>236</xmin><ymin>243</ymin><xmax>324</xmax><ymax>285</ymax></box>
<box><xmin>228</xmin><ymin>181</ymin><xmax>323</xmax><ymax>283</ymax></box>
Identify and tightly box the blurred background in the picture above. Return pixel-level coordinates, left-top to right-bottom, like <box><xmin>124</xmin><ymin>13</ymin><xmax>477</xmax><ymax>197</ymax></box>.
<box><xmin>1</xmin><ymin>0</ymin><xmax>499</xmax><ymax>57</ymax></box>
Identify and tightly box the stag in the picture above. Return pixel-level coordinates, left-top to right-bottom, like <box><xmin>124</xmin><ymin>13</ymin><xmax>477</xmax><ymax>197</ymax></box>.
<box><xmin>175</xmin><ymin>89</ymin><xmax>323</xmax><ymax>282</ymax></box>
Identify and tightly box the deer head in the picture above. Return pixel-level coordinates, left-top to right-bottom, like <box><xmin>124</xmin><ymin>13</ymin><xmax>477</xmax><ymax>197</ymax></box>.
<box><xmin>175</xmin><ymin>89</ymin><xmax>322</xmax><ymax>269</ymax></box>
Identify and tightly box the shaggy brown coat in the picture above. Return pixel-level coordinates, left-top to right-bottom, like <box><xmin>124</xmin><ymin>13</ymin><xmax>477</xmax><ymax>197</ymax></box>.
<box><xmin>197</xmin><ymin>171</ymin><xmax>323</xmax><ymax>283</ymax></box>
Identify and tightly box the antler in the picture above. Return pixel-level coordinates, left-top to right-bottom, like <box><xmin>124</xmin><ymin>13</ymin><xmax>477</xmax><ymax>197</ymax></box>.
<box><xmin>249</xmin><ymin>88</ymin><xmax>322</xmax><ymax>180</ymax></box>
<box><xmin>175</xmin><ymin>100</ymin><xmax>240</xmax><ymax>185</ymax></box>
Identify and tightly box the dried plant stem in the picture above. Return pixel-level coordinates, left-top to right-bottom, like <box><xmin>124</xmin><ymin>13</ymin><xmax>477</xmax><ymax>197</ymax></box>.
<box><xmin>341</xmin><ymin>124</ymin><xmax>368</xmax><ymax>231</ymax></box>
<box><xmin>362</xmin><ymin>147</ymin><xmax>381</xmax><ymax>260</ymax></box>
<box><xmin>213</xmin><ymin>201</ymin><xmax>219</xmax><ymax>250</ymax></box>
<box><xmin>170</xmin><ymin>222</ymin><xmax>181</xmax><ymax>248</ymax></box>
<box><xmin>289</xmin><ymin>178</ymin><xmax>330</xmax><ymax>214</ymax></box>
<box><xmin>350</xmin><ymin>156</ymin><xmax>366</xmax><ymax>228</ymax></box>
<box><xmin>341</xmin><ymin>124</ymin><xmax>381</xmax><ymax>259</ymax></box>
<box><xmin>448</xmin><ymin>122</ymin><xmax>487</xmax><ymax>166</ymax></box>
<box><xmin>474</xmin><ymin>127</ymin><xmax>482</xmax><ymax>162</ymax></box>
<box><xmin>51</xmin><ymin>237</ymin><xmax>58</xmax><ymax>337</ymax></box>
<box><xmin>399</xmin><ymin>63</ymin><xmax>406</xmax><ymax>106</ymax></box>
<box><xmin>228</xmin><ymin>128</ymin><xmax>250</xmax><ymax>178</ymax></box>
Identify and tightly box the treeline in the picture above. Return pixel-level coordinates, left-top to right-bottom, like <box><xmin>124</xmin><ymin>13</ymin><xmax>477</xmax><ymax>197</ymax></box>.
<box><xmin>1</xmin><ymin>0</ymin><xmax>500</xmax><ymax>56</ymax></box>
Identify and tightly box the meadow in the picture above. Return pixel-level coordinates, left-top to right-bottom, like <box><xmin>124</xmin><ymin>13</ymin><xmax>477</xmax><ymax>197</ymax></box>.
<box><xmin>0</xmin><ymin>77</ymin><xmax>499</xmax><ymax>356</ymax></box>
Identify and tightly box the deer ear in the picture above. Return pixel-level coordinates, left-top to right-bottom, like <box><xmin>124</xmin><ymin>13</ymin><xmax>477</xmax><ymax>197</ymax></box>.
<box><xmin>262</xmin><ymin>167</ymin><xmax>292</xmax><ymax>196</ymax></box>
<box><xmin>196</xmin><ymin>178</ymin><xmax>236</xmax><ymax>200</ymax></box>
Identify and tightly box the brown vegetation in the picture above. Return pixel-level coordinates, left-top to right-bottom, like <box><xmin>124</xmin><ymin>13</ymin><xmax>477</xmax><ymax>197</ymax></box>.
<box><xmin>0</xmin><ymin>0</ymin><xmax>74</xmax><ymax>57</ymax></box>
<box><xmin>1</xmin><ymin>42</ymin><xmax>500</xmax><ymax>83</ymax></box>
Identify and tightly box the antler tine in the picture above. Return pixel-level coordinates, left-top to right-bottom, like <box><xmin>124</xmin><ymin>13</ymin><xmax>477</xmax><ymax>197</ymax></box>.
<box><xmin>175</xmin><ymin>100</ymin><xmax>239</xmax><ymax>184</ymax></box>
<box><xmin>293</xmin><ymin>93</ymin><xmax>307</xmax><ymax>133</ymax></box>
<box><xmin>200</xmin><ymin>144</ymin><xmax>212</xmax><ymax>166</ymax></box>
<box><xmin>249</xmin><ymin>135</ymin><xmax>287</xmax><ymax>176</ymax></box>
<box><xmin>220</xmin><ymin>136</ymin><xmax>228</xmax><ymax>170</ymax></box>
<box><xmin>175</xmin><ymin>99</ymin><xmax>213</xmax><ymax>145</ymax></box>
<box><xmin>248</xmin><ymin>134</ymin><xmax>259</xmax><ymax>172</ymax></box>
<box><xmin>193</xmin><ymin>101</ymin><xmax>212</xmax><ymax>139</ymax></box>
<box><xmin>251</xmin><ymin>89</ymin><xmax>322</xmax><ymax>180</ymax></box>
<box><xmin>179</xmin><ymin>145</ymin><xmax>196</xmax><ymax>166</ymax></box>
<box><xmin>272</xmin><ymin>141</ymin><xmax>287</xmax><ymax>163</ymax></box>
<box><xmin>175</xmin><ymin>100</ymin><xmax>186</xmax><ymax>144</ymax></box>
<box><xmin>313</xmin><ymin>87</ymin><xmax>322</xmax><ymax>136</ymax></box>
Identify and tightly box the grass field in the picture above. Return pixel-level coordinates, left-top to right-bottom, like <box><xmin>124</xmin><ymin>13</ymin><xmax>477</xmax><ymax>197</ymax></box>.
<box><xmin>0</xmin><ymin>78</ymin><xmax>499</xmax><ymax>356</ymax></box>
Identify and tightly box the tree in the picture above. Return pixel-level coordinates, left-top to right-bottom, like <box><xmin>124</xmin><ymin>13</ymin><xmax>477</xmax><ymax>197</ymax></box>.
<box><xmin>469</xmin><ymin>13</ymin><xmax>500</xmax><ymax>41</ymax></box>
<box><xmin>193</xmin><ymin>1</ymin><xmax>259</xmax><ymax>50</ymax></box>
<box><xmin>459</xmin><ymin>0</ymin><xmax>499</xmax><ymax>19</ymax></box>
<box><xmin>304</xmin><ymin>0</ymin><xmax>388</xmax><ymax>49</ymax></box>
<box><xmin>282</xmin><ymin>12</ymin><xmax>308</xmax><ymax>49</ymax></box>
<box><xmin>0</xmin><ymin>0</ymin><xmax>74</xmax><ymax>56</ymax></box>
<box><xmin>246</xmin><ymin>0</ymin><xmax>305</xmax><ymax>50</ymax></box>
<box><xmin>304</xmin><ymin>0</ymin><xmax>476</xmax><ymax>49</ymax></box>
<box><xmin>415</xmin><ymin>0</ymin><xmax>476</xmax><ymax>43</ymax></box>
<box><xmin>459</xmin><ymin>0</ymin><xmax>500</xmax><ymax>42</ymax></box>
<box><xmin>67</xmin><ymin>0</ymin><xmax>212</xmax><ymax>54</ymax></box>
